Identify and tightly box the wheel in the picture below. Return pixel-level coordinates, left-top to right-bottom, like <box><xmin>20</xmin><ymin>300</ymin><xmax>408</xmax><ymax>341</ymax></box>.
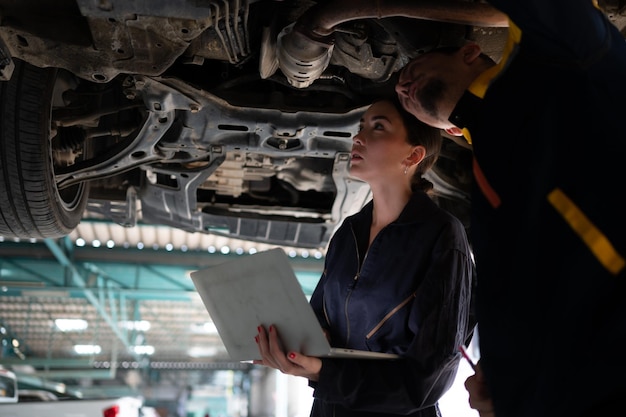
<box><xmin>0</xmin><ymin>59</ymin><xmax>89</xmax><ymax>239</ymax></box>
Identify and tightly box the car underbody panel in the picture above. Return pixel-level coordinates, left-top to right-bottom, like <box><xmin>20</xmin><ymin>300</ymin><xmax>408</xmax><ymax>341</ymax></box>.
<box><xmin>0</xmin><ymin>0</ymin><xmax>622</xmax><ymax>248</ymax></box>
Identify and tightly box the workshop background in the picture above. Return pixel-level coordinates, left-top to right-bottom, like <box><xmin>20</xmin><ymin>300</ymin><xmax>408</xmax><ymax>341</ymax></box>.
<box><xmin>0</xmin><ymin>220</ymin><xmax>478</xmax><ymax>417</ymax></box>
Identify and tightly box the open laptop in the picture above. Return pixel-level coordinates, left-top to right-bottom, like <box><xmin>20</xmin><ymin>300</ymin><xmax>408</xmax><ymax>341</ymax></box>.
<box><xmin>190</xmin><ymin>248</ymin><xmax>399</xmax><ymax>362</ymax></box>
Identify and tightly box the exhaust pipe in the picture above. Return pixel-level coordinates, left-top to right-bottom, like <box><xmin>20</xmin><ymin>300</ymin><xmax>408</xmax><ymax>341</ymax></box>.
<box><xmin>275</xmin><ymin>0</ymin><xmax>508</xmax><ymax>88</ymax></box>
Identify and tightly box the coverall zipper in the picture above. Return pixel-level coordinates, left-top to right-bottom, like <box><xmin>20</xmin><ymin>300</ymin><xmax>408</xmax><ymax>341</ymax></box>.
<box><xmin>348</xmin><ymin>222</ymin><xmax>415</xmax><ymax>341</ymax></box>
<box><xmin>342</xmin><ymin>226</ymin><xmax>362</xmax><ymax>344</ymax></box>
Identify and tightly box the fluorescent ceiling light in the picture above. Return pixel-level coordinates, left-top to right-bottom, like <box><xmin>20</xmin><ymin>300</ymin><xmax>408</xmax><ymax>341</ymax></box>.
<box><xmin>190</xmin><ymin>322</ymin><xmax>218</xmax><ymax>334</ymax></box>
<box><xmin>132</xmin><ymin>345</ymin><xmax>155</xmax><ymax>355</ymax></box>
<box><xmin>74</xmin><ymin>344</ymin><xmax>101</xmax><ymax>355</ymax></box>
<box><xmin>55</xmin><ymin>319</ymin><xmax>88</xmax><ymax>332</ymax></box>
<box><xmin>119</xmin><ymin>320</ymin><xmax>151</xmax><ymax>331</ymax></box>
<box><xmin>187</xmin><ymin>346</ymin><xmax>218</xmax><ymax>358</ymax></box>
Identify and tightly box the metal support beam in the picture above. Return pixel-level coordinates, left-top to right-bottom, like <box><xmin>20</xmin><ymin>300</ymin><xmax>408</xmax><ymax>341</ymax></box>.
<box><xmin>25</xmin><ymin>369</ymin><xmax>116</xmax><ymax>380</ymax></box>
<box><xmin>44</xmin><ymin>237</ymin><xmax>140</xmax><ymax>361</ymax></box>
<box><xmin>0</xmin><ymin>358</ymin><xmax>93</xmax><ymax>367</ymax></box>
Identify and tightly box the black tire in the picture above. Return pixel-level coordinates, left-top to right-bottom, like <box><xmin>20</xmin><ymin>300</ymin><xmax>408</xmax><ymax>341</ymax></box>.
<box><xmin>0</xmin><ymin>59</ymin><xmax>89</xmax><ymax>239</ymax></box>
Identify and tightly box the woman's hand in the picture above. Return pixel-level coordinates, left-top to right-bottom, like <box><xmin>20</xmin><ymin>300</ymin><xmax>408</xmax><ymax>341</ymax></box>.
<box><xmin>464</xmin><ymin>360</ymin><xmax>496</xmax><ymax>417</ymax></box>
<box><xmin>253</xmin><ymin>324</ymin><xmax>323</xmax><ymax>381</ymax></box>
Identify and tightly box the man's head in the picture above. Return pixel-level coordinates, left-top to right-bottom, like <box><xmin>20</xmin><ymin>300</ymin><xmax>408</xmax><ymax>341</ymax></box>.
<box><xmin>395</xmin><ymin>43</ymin><xmax>494</xmax><ymax>136</ymax></box>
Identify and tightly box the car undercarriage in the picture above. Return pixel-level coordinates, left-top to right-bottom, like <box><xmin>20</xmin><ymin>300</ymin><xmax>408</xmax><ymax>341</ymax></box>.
<box><xmin>0</xmin><ymin>0</ymin><xmax>623</xmax><ymax>248</ymax></box>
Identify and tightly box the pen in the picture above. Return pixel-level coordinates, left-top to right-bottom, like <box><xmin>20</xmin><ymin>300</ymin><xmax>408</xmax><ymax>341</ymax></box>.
<box><xmin>459</xmin><ymin>345</ymin><xmax>477</xmax><ymax>371</ymax></box>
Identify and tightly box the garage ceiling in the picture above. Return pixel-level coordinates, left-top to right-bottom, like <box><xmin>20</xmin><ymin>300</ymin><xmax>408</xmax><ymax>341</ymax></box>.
<box><xmin>0</xmin><ymin>218</ymin><xmax>326</xmax><ymax>395</ymax></box>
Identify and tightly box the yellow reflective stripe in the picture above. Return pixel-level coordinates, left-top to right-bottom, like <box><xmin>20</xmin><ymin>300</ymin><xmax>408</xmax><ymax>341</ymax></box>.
<box><xmin>469</xmin><ymin>20</ymin><xmax>522</xmax><ymax>99</ymax></box>
<box><xmin>548</xmin><ymin>189</ymin><xmax>625</xmax><ymax>275</ymax></box>
<box><xmin>462</xmin><ymin>127</ymin><xmax>472</xmax><ymax>145</ymax></box>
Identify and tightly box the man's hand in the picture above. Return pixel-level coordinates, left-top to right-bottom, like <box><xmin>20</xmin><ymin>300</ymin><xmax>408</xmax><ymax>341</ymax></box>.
<box><xmin>253</xmin><ymin>324</ymin><xmax>322</xmax><ymax>381</ymax></box>
<box><xmin>464</xmin><ymin>360</ymin><xmax>496</xmax><ymax>417</ymax></box>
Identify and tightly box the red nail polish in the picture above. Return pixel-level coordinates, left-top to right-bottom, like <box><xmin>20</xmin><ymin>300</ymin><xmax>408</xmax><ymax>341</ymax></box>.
<box><xmin>288</xmin><ymin>352</ymin><xmax>296</xmax><ymax>359</ymax></box>
<box><xmin>269</xmin><ymin>325</ymin><xmax>273</xmax><ymax>332</ymax></box>
<box><xmin>257</xmin><ymin>326</ymin><xmax>262</xmax><ymax>332</ymax></box>
<box><xmin>255</xmin><ymin>336</ymin><xmax>259</xmax><ymax>343</ymax></box>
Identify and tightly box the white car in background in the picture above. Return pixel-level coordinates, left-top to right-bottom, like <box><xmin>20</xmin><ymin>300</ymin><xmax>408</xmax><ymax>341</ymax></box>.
<box><xmin>0</xmin><ymin>368</ymin><xmax>18</xmax><ymax>403</ymax></box>
<box><xmin>140</xmin><ymin>406</ymin><xmax>161</xmax><ymax>417</ymax></box>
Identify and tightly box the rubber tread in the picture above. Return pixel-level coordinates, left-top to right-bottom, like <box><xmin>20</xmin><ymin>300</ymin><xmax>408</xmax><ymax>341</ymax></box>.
<box><xmin>0</xmin><ymin>60</ymin><xmax>87</xmax><ymax>238</ymax></box>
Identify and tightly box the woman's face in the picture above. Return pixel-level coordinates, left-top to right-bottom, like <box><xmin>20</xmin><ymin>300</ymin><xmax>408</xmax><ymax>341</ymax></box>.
<box><xmin>350</xmin><ymin>100</ymin><xmax>416</xmax><ymax>183</ymax></box>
